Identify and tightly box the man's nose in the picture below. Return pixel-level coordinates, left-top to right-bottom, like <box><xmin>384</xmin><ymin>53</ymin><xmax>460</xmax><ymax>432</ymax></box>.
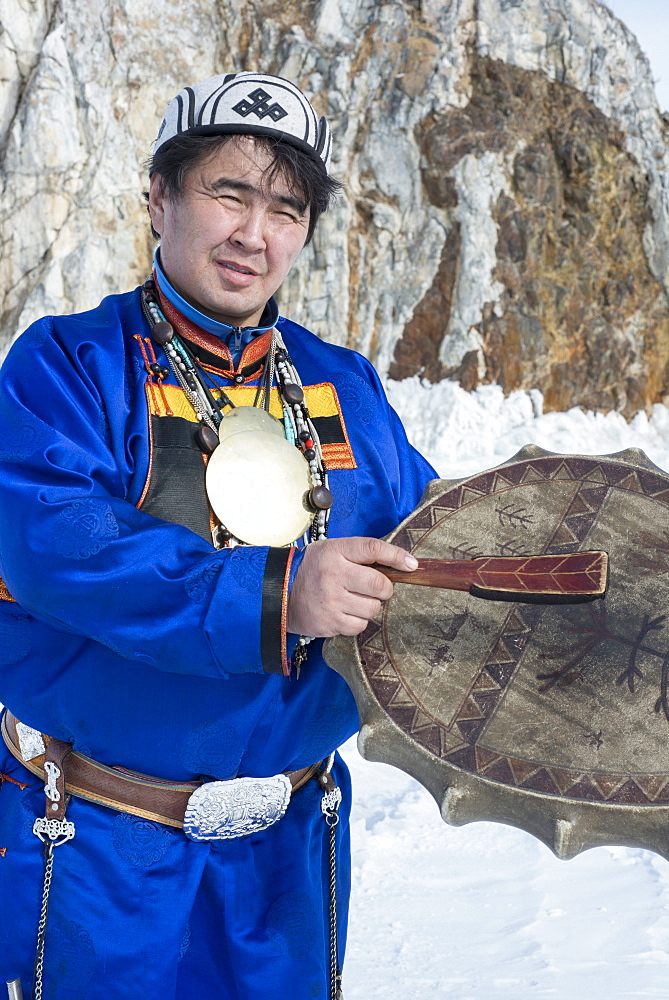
<box><xmin>229</xmin><ymin>208</ymin><xmax>266</xmax><ymax>251</ymax></box>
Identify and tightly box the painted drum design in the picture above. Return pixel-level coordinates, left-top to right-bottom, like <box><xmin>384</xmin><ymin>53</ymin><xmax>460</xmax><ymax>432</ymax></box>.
<box><xmin>326</xmin><ymin>446</ymin><xmax>669</xmax><ymax>862</ymax></box>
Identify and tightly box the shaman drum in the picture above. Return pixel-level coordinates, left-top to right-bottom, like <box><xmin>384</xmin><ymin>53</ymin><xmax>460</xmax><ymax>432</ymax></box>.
<box><xmin>325</xmin><ymin>446</ymin><xmax>669</xmax><ymax>861</ymax></box>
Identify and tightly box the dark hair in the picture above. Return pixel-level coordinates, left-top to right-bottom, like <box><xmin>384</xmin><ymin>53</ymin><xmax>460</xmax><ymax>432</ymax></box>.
<box><xmin>145</xmin><ymin>133</ymin><xmax>342</xmax><ymax>243</ymax></box>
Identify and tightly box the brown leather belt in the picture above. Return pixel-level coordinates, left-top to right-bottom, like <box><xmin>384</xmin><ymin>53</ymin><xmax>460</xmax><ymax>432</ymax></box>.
<box><xmin>1</xmin><ymin>710</ymin><xmax>321</xmax><ymax>829</ymax></box>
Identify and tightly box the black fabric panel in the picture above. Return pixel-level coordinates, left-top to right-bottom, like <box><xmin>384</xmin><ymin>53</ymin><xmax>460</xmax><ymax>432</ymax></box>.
<box><xmin>261</xmin><ymin>548</ymin><xmax>291</xmax><ymax>674</ymax></box>
<box><xmin>149</xmin><ymin>415</ymin><xmax>202</xmax><ymax>449</ymax></box>
<box><xmin>181</xmin><ymin>337</ymin><xmax>266</xmax><ymax>380</ymax></box>
<box><xmin>311</xmin><ymin>414</ymin><xmax>346</xmax><ymax>445</ymax></box>
<box><xmin>141</xmin><ymin>416</ymin><xmax>212</xmax><ymax>542</ymax></box>
<box><xmin>183</xmin><ymin>339</ymin><xmax>231</xmax><ymax>372</ymax></box>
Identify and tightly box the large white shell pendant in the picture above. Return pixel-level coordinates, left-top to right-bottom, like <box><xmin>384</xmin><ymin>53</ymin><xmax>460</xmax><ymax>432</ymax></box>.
<box><xmin>205</xmin><ymin>407</ymin><xmax>313</xmax><ymax>546</ymax></box>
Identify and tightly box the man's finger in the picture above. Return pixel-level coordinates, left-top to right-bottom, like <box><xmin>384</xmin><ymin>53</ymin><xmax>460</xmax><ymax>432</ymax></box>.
<box><xmin>340</xmin><ymin>592</ymin><xmax>383</xmax><ymax>622</ymax></box>
<box><xmin>340</xmin><ymin>536</ymin><xmax>418</xmax><ymax>572</ymax></box>
<box><xmin>344</xmin><ymin>564</ymin><xmax>394</xmax><ymax>602</ymax></box>
<box><xmin>337</xmin><ymin>613</ymin><xmax>374</xmax><ymax>637</ymax></box>
<box><xmin>287</xmin><ymin>537</ymin><xmax>418</xmax><ymax>637</ymax></box>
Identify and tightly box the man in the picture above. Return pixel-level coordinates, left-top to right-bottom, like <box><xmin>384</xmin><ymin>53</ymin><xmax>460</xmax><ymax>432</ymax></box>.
<box><xmin>0</xmin><ymin>73</ymin><xmax>435</xmax><ymax>998</ymax></box>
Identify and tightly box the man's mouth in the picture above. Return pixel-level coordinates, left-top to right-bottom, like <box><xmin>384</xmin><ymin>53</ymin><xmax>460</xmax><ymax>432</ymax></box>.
<box><xmin>217</xmin><ymin>260</ymin><xmax>258</xmax><ymax>276</ymax></box>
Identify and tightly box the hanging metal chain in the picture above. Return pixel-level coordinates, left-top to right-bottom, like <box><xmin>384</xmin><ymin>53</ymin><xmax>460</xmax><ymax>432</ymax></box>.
<box><xmin>321</xmin><ymin>756</ymin><xmax>343</xmax><ymax>1000</ymax></box>
<box><xmin>162</xmin><ymin>339</ymin><xmax>219</xmax><ymax>432</ymax></box>
<box><xmin>32</xmin><ymin>841</ymin><xmax>54</xmax><ymax>1000</ymax></box>
<box><xmin>30</xmin><ymin>743</ymin><xmax>75</xmax><ymax>1000</ymax></box>
<box><xmin>327</xmin><ymin>815</ymin><xmax>342</xmax><ymax>999</ymax></box>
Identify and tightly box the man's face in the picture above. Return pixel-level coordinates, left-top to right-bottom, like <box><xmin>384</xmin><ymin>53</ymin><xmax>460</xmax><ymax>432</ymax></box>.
<box><xmin>148</xmin><ymin>137</ymin><xmax>310</xmax><ymax>327</ymax></box>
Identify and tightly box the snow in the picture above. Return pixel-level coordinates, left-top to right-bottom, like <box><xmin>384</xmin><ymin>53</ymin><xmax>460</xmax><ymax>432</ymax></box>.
<box><xmin>341</xmin><ymin>379</ymin><xmax>669</xmax><ymax>999</ymax></box>
<box><xmin>385</xmin><ymin>376</ymin><xmax>669</xmax><ymax>480</ymax></box>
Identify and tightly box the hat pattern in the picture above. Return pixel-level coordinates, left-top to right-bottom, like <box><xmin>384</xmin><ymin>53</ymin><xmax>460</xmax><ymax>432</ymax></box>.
<box><xmin>155</xmin><ymin>73</ymin><xmax>332</xmax><ymax>173</ymax></box>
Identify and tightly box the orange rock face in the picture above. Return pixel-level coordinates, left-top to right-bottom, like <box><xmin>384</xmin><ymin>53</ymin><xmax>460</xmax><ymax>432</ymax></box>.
<box><xmin>390</xmin><ymin>58</ymin><xmax>669</xmax><ymax>417</ymax></box>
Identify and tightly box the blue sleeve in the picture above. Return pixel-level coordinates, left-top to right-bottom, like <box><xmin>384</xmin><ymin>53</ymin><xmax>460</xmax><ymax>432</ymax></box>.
<box><xmin>387</xmin><ymin>404</ymin><xmax>438</xmax><ymax>520</ymax></box>
<box><xmin>358</xmin><ymin>355</ymin><xmax>438</xmax><ymax>522</ymax></box>
<box><xmin>0</xmin><ymin>318</ymin><xmax>292</xmax><ymax>681</ymax></box>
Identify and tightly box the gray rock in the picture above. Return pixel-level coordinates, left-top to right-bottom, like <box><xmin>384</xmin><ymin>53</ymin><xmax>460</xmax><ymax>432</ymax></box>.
<box><xmin>1</xmin><ymin>0</ymin><xmax>668</xmax><ymax>414</ymax></box>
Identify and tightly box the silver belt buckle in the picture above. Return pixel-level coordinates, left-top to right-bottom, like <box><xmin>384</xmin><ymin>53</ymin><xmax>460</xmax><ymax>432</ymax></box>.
<box><xmin>16</xmin><ymin>721</ymin><xmax>46</xmax><ymax>762</ymax></box>
<box><xmin>183</xmin><ymin>774</ymin><xmax>292</xmax><ymax>841</ymax></box>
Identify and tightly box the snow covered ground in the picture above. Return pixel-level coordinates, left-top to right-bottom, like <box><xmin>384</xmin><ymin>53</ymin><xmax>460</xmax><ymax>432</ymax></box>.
<box><xmin>342</xmin><ymin>380</ymin><xmax>669</xmax><ymax>999</ymax></box>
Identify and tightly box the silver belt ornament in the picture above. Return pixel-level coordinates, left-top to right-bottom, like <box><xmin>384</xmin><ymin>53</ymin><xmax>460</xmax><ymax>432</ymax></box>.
<box><xmin>33</xmin><ymin>757</ymin><xmax>76</xmax><ymax>846</ymax></box>
<box><xmin>184</xmin><ymin>773</ymin><xmax>292</xmax><ymax>841</ymax></box>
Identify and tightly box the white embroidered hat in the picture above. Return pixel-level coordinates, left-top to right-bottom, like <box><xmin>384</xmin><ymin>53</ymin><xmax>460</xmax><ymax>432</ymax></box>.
<box><xmin>155</xmin><ymin>72</ymin><xmax>332</xmax><ymax>174</ymax></box>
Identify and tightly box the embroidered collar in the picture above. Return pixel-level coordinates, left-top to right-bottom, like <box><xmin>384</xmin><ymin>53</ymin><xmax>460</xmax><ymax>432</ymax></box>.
<box><xmin>153</xmin><ymin>250</ymin><xmax>278</xmax><ymax>341</ymax></box>
<box><xmin>153</xmin><ymin>255</ymin><xmax>278</xmax><ymax>381</ymax></box>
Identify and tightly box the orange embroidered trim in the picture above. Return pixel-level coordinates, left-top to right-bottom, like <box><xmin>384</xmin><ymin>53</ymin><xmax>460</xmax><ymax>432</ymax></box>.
<box><xmin>234</xmin><ymin>329</ymin><xmax>273</xmax><ymax>370</ymax></box>
<box><xmin>196</xmin><ymin>342</ymin><xmax>271</xmax><ymax>383</ymax></box>
<box><xmin>143</xmin><ymin>337</ymin><xmax>172</xmax><ymax>416</ymax></box>
<box><xmin>146</xmin><ymin>383</ymin><xmax>283</xmax><ymax>421</ymax></box>
<box><xmin>320</xmin><ymin>381</ymin><xmax>357</xmax><ymax>470</ymax></box>
<box><xmin>155</xmin><ymin>280</ymin><xmax>273</xmax><ymax>378</ymax></box>
<box><xmin>281</xmin><ymin>548</ymin><xmax>296</xmax><ymax>678</ymax></box>
<box><xmin>322</xmin><ymin>443</ymin><xmax>356</xmax><ymax>470</ymax></box>
<box><xmin>143</xmin><ymin>382</ymin><xmax>358</xmax><ymax>469</ymax></box>
<box><xmin>158</xmin><ymin>290</ymin><xmax>234</xmax><ymax>364</ymax></box>
<box><xmin>137</xmin><ymin>385</ymin><xmax>156</xmax><ymax>508</ymax></box>
<box><xmin>134</xmin><ymin>333</ymin><xmax>153</xmax><ymax>375</ymax></box>
<box><xmin>133</xmin><ymin>335</ymin><xmax>160</xmax><ymax>416</ymax></box>
<box><xmin>184</xmin><ymin>358</ymin><xmax>269</xmax><ymax>384</ymax></box>
<box><xmin>0</xmin><ymin>578</ymin><xmax>15</xmax><ymax>603</ymax></box>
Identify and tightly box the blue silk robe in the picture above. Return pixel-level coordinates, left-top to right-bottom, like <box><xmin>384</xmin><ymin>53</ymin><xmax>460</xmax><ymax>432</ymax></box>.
<box><xmin>0</xmin><ymin>289</ymin><xmax>436</xmax><ymax>998</ymax></box>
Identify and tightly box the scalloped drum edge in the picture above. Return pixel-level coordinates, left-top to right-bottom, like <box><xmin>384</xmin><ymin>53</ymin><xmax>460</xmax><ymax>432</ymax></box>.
<box><xmin>324</xmin><ymin>446</ymin><xmax>669</xmax><ymax>863</ymax></box>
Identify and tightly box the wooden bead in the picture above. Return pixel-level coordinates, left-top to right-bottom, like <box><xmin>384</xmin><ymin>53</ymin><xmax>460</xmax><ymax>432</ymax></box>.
<box><xmin>309</xmin><ymin>486</ymin><xmax>333</xmax><ymax>510</ymax></box>
<box><xmin>213</xmin><ymin>525</ymin><xmax>232</xmax><ymax>547</ymax></box>
<box><xmin>151</xmin><ymin>321</ymin><xmax>174</xmax><ymax>345</ymax></box>
<box><xmin>197</xmin><ymin>424</ymin><xmax>219</xmax><ymax>453</ymax></box>
<box><xmin>283</xmin><ymin>383</ymin><xmax>304</xmax><ymax>404</ymax></box>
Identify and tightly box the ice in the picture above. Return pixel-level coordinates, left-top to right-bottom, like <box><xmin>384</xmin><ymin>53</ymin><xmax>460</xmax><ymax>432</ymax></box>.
<box><xmin>385</xmin><ymin>376</ymin><xmax>669</xmax><ymax>481</ymax></box>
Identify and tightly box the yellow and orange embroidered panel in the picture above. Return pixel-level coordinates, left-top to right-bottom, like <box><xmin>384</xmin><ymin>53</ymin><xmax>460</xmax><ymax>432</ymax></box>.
<box><xmin>145</xmin><ymin>381</ymin><xmax>357</xmax><ymax>470</ymax></box>
<box><xmin>0</xmin><ymin>577</ymin><xmax>16</xmax><ymax>603</ymax></box>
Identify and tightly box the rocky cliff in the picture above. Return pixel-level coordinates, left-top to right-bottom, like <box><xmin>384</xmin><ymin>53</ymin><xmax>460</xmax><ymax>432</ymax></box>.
<box><xmin>1</xmin><ymin>0</ymin><xmax>668</xmax><ymax>415</ymax></box>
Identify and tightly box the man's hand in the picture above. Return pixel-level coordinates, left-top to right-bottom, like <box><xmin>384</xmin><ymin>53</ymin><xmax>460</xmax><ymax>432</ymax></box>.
<box><xmin>287</xmin><ymin>536</ymin><xmax>418</xmax><ymax>638</ymax></box>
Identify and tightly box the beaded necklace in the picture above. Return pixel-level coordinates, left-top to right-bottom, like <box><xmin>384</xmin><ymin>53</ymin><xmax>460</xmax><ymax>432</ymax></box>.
<box><xmin>141</xmin><ymin>276</ymin><xmax>333</xmax><ymax>665</ymax></box>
